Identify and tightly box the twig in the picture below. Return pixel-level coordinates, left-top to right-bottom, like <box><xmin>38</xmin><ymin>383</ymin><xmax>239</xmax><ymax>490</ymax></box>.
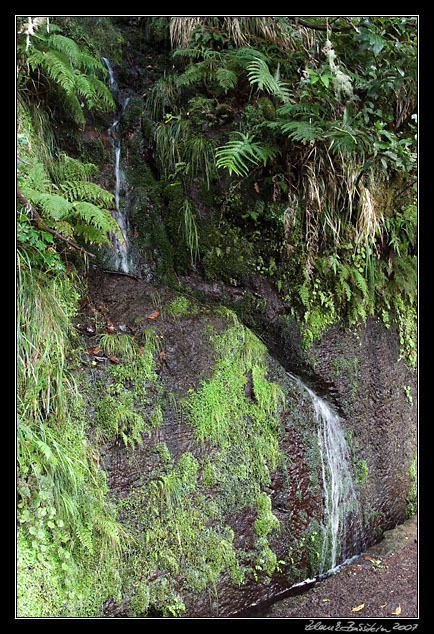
<box><xmin>17</xmin><ymin>188</ymin><xmax>96</xmax><ymax>259</ymax></box>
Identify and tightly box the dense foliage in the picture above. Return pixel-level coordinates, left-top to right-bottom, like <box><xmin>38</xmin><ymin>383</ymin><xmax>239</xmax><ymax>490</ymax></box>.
<box><xmin>16</xmin><ymin>16</ymin><xmax>417</xmax><ymax>617</ymax></box>
<box><xmin>145</xmin><ymin>16</ymin><xmax>417</xmax><ymax>358</ymax></box>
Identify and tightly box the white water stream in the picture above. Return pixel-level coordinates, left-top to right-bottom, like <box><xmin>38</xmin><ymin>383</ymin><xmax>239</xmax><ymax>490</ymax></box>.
<box><xmin>101</xmin><ymin>57</ymin><xmax>134</xmax><ymax>274</ymax></box>
<box><xmin>287</xmin><ymin>373</ymin><xmax>362</xmax><ymax>576</ymax></box>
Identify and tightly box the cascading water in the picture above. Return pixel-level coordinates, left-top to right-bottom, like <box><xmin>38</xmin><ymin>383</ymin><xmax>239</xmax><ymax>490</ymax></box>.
<box><xmin>287</xmin><ymin>373</ymin><xmax>363</xmax><ymax>577</ymax></box>
<box><xmin>101</xmin><ymin>57</ymin><xmax>135</xmax><ymax>275</ymax></box>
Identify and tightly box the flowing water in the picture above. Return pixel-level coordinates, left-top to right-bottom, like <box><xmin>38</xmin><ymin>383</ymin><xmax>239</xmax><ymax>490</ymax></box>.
<box><xmin>287</xmin><ymin>373</ymin><xmax>363</xmax><ymax>576</ymax></box>
<box><xmin>101</xmin><ymin>57</ymin><xmax>135</xmax><ymax>274</ymax></box>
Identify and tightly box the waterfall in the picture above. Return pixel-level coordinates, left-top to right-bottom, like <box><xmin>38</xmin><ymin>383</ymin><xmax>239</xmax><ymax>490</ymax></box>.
<box><xmin>287</xmin><ymin>373</ymin><xmax>363</xmax><ymax>576</ymax></box>
<box><xmin>101</xmin><ymin>57</ymin><xmax>134</xmax><ymax>274</ymax></box>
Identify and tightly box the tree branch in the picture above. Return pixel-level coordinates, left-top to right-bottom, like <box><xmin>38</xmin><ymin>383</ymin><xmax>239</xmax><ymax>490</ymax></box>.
<box><xmin>292</xmin><ymin>17</ymin><xmax>356</xmax><ymax>33</ymax></box>
<box><xmin>17</xmin><ymin>188</ymin><xmax>96</xmax><ymax>259</ymax></box>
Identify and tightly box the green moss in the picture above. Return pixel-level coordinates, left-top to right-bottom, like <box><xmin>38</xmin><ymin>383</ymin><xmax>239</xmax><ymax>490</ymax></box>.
<box><xmin>101</xmin><ymin>310</ymin><xmax>287</xmax><ymax>616</ymax></box>
<box><xmin>93</xmin><ymin>330</ymin><xmax>160</xmax><ymax>447</ymax></box>
<box><xmin>254</xmin><ymin>491</ymin><xmax>280</xmax><ymax>538</ymax></box>
<box><xmin>355</xmin><ymin>459</ymin><xmax>368</xmax><ymax>484</ymax></box>
<box><xmin>199</xmin><ymin>216</ymin><xmax>256</xmax><ymax>285</ymax></box>
<box><xmin>163</xmin><ymin>294</ymin><xmax>191</xmax><ymax>318</ymax></box>
<box><xmin>406</xmin><ymin>451</ymin><xmax>417</xmax><ymax>517</ymax></box>
<box><xmin>332</xmin><ymin>355</ymin><xmax>358</xmax><ymax>400</ymax></box>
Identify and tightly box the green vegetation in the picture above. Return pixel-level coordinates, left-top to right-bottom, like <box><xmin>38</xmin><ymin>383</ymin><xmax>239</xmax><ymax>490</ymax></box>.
<box><xmin>16</xmin><ymin>16</ymin><xmax>417</xmax><ymax>618</ymax></box>
<box><xmin>406</xmin><ymin>451</ymin><xmax>417</xmax><ymax>518</ymax></box>
<box><xmin>144</xmin><ymin>16</ymin><xmax>417</xmax><ymax>363</ymax></box>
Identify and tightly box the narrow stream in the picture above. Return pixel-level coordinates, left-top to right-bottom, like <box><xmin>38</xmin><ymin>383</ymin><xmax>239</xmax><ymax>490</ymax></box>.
<box><xmin>287</xmin><ymin>373</ymin><xmax>363</xmax><ymax>575</ymax></box>
<box><xmin>234</xmin><ymin>375</ymin><xmax>365</xmax><ymax>618</ymax></box>
<box><xmin>101</xmin><ymin>57</ymin><xmax>135</xmax><ymax>275</ymax></box>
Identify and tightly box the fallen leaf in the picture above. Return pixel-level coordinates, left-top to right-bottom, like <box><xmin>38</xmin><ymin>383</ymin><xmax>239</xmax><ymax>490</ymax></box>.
<box><xmin>137</xmin><ymin>347</ymin><xmax>143</xmax><ymax>355</ymax></box>
<box><xmin>147</xmin><ymin>311</ymin><xmax>159</xmax><ymax>319</ymax></box>
<box><xmin>87</xmin><ymin>346</ymin><xmax>101</xmax><ymax>355</ymax></box>
<box><xmin>322</xmin><ymin>598</ymin><xmax>331</xmax><ymax>602</ymax></box>
<box><xmin>254</xmin><ymin>182</ymin><xmax>260</xmax><ymax>193</ymax></box>
<box><xmin>391</xmin><ymin>604</ymin><xmax>401</xmax><ymax>616</ymax></box>
<box><xmin>106</xmin><ymin>320</ymin><xmax>115</xmax><ymax>332</ymax></box>
<box><xmin>90</xmin><ymin>360</ymin><xmax>98</xmax><ymax>367</ymax></box>
<box><xmin>365</xmin><ymin>556</ymin><xmax>381</xmax><ymax>565</ymax></box>
<box><xmin>107</xmin><ymin>355</ymin><xmax>121</xmax><ymax>364</ymax></box>
<box><xmin>352</xmin><ymin>604</ymin><xmax>365</xmax><ymax>612</ymax></box>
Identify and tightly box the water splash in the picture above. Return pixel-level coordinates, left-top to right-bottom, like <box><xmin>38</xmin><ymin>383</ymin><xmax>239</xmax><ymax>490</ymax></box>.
<box><xmin>287</xmin><ymin>373</ymin><xmax>362</xmax><ymax>575</ymax></box>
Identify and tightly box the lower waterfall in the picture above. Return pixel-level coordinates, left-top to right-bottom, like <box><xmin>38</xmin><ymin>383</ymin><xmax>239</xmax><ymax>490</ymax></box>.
<box><xmin>287</xmin><ymin>373</ymin><xmax>363</xmax><ymax>577</ymax></box>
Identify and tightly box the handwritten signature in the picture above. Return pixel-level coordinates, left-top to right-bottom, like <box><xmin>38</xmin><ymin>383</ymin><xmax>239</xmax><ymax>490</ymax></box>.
<box><xmin>305</xmin><ymin>621</ymin><xmax>418</xmax><ymax>633</ymax></box>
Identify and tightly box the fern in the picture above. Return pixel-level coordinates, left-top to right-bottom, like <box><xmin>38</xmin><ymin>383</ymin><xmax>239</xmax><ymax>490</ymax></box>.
<box><xmin>215</xmin><ymin>132</ymin><xmax>279</xmax><ymax>177</ymax></box>
<box><xmin>76</xmin><ymin>522</ymin><xmax>94</xmax><ymax>554</ymax></box>
<box><xmin>71</xmin><ymin>201</ymin><xmax>120</xmax><ymax>243</ymax></box>
<box><xmin>24</xmin><ymin>29</ymin><xmax>114</xmax><ymax>127</ymax></box>
<box><xmin>26</xmin><ymin>191</ymin><xmax>73</xmax><ymax>220</ymax></box>
<box><xmin>28</xmin><ymin>49</ymin><xmax>76</xmax><ymax>93</ymax></box>
<box><xmin>268</xmin><ymin>119</ymin><xmax>323</xmax><ymax>142</ymax></box>
<box><xmin>48</xmin><ymin>33</ymin><xmax>81</xmax><ymax>65</ymax></box>
<box><xmin>59</xmin><ymin>181</ymin><xmax>114</xmax><ymax>207</ymax></box>
<box><xmin>216</xmin><ymin>67</ymin><xmax>238</xmax><ymax>93</ymax></box>
<box><xmin>247</xmin><ymin>55</ymin><xmax>290</xmax><ymax>102</ymax></box>
<box><xmin>298</xmin><ymin>282</ymin><xmax>310</xmax><ymax>308</ymax></box>
<box><xmin>352</xmin><ymin>267</ymin><xmax>369</xmax><ymax>300</ymax></box>
<box><xmin>20</xmin><ymin>157</ymin><xmax>121</xmax><ymax>249</ymax></box>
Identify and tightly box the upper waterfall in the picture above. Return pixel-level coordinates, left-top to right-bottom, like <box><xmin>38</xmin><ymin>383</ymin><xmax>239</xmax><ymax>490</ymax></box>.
<box><xmin>101</xmin><ymin>57</ymin><xmax>135</xmax><ymax>275</ymax></box>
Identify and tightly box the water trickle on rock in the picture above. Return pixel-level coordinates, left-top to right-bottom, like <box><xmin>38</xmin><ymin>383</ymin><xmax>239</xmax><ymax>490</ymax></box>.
<box><xmin>287</xmin><ymin>373</ymin><xmax>363</xmax><ymax>576</ymax></box>
<box><xmin>101</xmin><ymin>57</ymin><xmax>135</xmax><ymax>275</ymax></box>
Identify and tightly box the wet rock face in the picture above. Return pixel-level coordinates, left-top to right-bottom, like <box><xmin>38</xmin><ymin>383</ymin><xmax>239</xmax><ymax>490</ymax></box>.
<box><xmin>83</xmin><ymin>271</ymin><xmax>416</xmax><ymax>618</ymax></box>
<box><xmin>274</xmin><ymin>314</ymin><xmax>417</xmax><ymax>538</ymax></box>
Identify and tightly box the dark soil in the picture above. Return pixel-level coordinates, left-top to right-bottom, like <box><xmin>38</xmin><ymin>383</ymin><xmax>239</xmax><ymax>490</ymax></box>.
<box><xmin>239</xmin><ymin>514</ymin><xmax>418</xmax><ymax>619</ymax></box>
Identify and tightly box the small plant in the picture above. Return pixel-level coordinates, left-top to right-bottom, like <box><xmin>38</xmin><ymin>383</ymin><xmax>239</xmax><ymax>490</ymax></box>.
<box><xmin>215</xmin><ymin>131</ymin><xmax>279</xmax><ymax>177</ymax></box>
<box><xmin>403</xmin><ymin>385</ymin><xmax>413</xmax><ymax>406</ymax></box>
<box><xmin>98</xmin><ymin>333</ymin><xmax>136</xmax><ymax>362</ymax></box>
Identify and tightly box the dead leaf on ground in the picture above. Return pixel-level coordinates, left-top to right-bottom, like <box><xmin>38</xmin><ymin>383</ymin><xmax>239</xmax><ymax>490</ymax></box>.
<box><xmin>106</xmin><ymin>320</ymin><xmax>115</xmax><ymax>332</ymax></box>
<box><xmin>107</xmin><ymin>355</ymin><xmax>121</xmax><ymax>364</ymax></box>
<box><xmin>87</xmin><ymin>346</ymin><xmax>101</xmax><ymax>355</ymax></box>
<box><xmin>365</xmin><ymin>556</ymin><xmax>381</xmax><ymax>565</ymax></box>
<box><xmin>352</xmin><ymin>603</ymin><xmax>365</xmax><ymax>612</ymax></box>
<box><xmin>147</xmin><ymin>311</ymin><xmax>159</xmax><ymax>319</ymax></box>
<box><xmin>391</xmin><ymin>604</ymin><xmax>401</xmax><ymax>616</ymax></box>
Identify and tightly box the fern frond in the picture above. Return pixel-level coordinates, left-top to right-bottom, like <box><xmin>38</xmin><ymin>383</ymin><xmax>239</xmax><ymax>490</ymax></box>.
<box><xmin>59</xmin><ymin>180</ymin><xmax>114</xmax><ymax>207</ymax></box>
<box><xmin>55</xmin><ymin>153</ymin><xmax>98</xmax><ymax>181</ymax></box>
<box><xmin>78</xmin><ymin>52</ymin><xmax>106</xmax><ymax>73</ymax></box>
<box><xmin>215</xmin><ymin>132</ymin><xmax>278</xmax><ymax>177</ymax></box>
<box><xmin>76</xmin><ymin>522</ymin><xmax>94</xmax><ymax>554</ymax></box>
<box><xmin>29</xmin><ymin>49</ymin><xmax>76</xmax><ymax>94</ymax></box>
<box><xmin>71</xmin><ymin>201</ymin><xmax>122</xmax><ymax>243</ymax></box>
<box><xmin>247</xmin><ymin>55</ymin><xmax>290</xmax><ymax>102</ymax></box>
<box><xmin>267</xmin><ymin>119</ymin><xmax>322</xmax><ymax>142</ymax></box>
<box><xmin>216</xmin><ymin>67</ymin><xmax>238</xmax><ymax>93</ymax></box>
<box><xmin>48</xmin><ymin>34</ymin><xmax>81</xmax><ymax>65</ymax></box>
<box><xmin>352</xmin><ymin>267</ymin><xmax>368</xmax><ymax>299</ymax></box>
<box><xmin>27</xmin><ymin>191</ymin><xmax>73</xmax><ymax>220</ymax></box>
<box><xmin>86</xmin><ymin>75</ymin><xmax>116</xmax><ymax>111</ymax></box>
<box><xmin>73</xmin><ymin>223</ymin><xmax>110</xmax><ymax>245</ymax></box>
